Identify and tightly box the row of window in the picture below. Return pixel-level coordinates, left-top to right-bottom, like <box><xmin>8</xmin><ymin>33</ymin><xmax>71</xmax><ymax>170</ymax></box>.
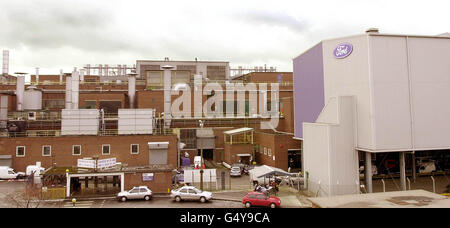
<box><xmin>15</xmin><ymin>144</ymin><xmax>140</xmax><ymax>157</ymax></box>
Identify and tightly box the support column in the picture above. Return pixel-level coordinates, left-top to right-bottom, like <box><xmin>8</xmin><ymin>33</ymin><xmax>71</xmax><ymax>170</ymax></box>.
<box><xmin>412</xmin><ymin>152</ymin><xmax>416</xmax><ymax>182</ymax></box>
<box><xmin>120</xmin><ymin>173</ymin><xmax>125</xmax><ymax>192</ymax></box>
<box><xmin>400</xmin><ymin>152</ymin><xmax>407</xmax><ymax>191</ymax></box>
<box><xmin>66</xmin><ymin>173</ymin><xmax>70</xmax><ymax>197</ymax></box>
<box><xmin>365</xmin><ymin>152</ymin><xmax>373</xmax><ymax>193</ymax></box>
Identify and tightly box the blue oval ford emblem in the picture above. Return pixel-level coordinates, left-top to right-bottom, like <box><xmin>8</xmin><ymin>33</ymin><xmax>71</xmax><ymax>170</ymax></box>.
<box><xmin>333</xmin><ymin>43</ymin><xmax>353</xmax><ymax>59</ymax></box>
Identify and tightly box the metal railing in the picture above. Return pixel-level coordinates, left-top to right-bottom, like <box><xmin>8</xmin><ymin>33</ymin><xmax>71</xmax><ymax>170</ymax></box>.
<box><xmin>1</xmin><ymin>128</ymin><xmax>174</xmax><ymax>138</ymax></box>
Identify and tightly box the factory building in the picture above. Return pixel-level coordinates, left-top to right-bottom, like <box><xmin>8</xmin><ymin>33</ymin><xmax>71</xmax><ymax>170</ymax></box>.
<box><xmin>294</xmin><ymin>29</ymin><xmax>450</xmax><ymax>196</ymax></box>
<box><xmin>0</xmin><ymin>55</ymin><xmax>300</xmax><ymax>196</ymax></box>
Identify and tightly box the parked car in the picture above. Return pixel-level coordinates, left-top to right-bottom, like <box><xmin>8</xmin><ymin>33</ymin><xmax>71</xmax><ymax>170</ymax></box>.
<box><xmin>117</xmin><ymin>186</ymin><xmax>152</xmax><ymax>202</ymax></box>
<box><xmin>242</xmin><ymin>191</ymin><xmax>281</xmax><ymax>208</ymax></box>
<box><xmin>0</xmin><ymin>166</ymin><xmax>25</xmax><ymax>180</ymax></box>
<box><xmin>230</xmin><ymin>166</ymin><xmax>242</xmax><ymax>177</ymax></box>
<box><xmin>170</xmin><ymin>186</ymin><xmax>212</xmax><ymax>203</ymax></box>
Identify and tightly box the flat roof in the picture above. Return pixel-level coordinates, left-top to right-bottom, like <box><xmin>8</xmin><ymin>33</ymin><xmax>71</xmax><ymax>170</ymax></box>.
<box><xmin>309</xmin><ymin>190</ymin><xmax>450</xmax><ymax>208</ymax></box>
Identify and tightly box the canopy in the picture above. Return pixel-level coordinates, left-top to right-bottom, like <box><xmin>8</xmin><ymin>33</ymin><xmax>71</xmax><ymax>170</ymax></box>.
<box><xmin>249</xmin><ymin>165</ymin><xmax>295</xmax><ymax>180</ymax></box>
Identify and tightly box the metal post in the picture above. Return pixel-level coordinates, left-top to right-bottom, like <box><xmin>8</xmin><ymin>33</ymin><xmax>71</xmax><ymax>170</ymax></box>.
<box><xmin>200</xmin><ymin>141</ymin><xmax>204</xmax><ymax>191</ymax></box>
<box><xmin>431</xmin><ymin>176</ymin><xmax>436</xmax><ymax>193</ymax></box>
<box><xmin>400</xmin><ymin>152</ymin><xmax>407</xmax><ymax>191</ymax></box>
<box><xmin>407</xmin><ymin>177</ymin><xmax>411</xmax><ymax>190</ymax></box>
<box><xmin>412</xmin><ymin>152</ymin><xmax>416</xmax><ymax>182</ymax></box>
<box><xmin>365</xmin><ymin>152</ymin><xmax>373</xmax><ymax>193</ymax></box>
<box><xmin>381</xmin><ymin>179</ymin><xmax>386</xmax><ymax>192</ymax></box>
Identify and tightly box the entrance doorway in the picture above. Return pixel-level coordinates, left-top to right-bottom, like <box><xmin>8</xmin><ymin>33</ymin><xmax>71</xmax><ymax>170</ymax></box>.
<box><xmin>198</xmin><ymin>149</ymin><xmax>214</xmax><ymax>160</ymax></box>
<box><xmin>288</xmin><ymin>149</ymin><xmax>302</xmax><ymax>170</ymax></box>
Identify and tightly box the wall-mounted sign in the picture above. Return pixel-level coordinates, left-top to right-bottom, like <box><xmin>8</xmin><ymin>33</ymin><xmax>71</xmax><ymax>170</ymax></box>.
<box><xmin>142</xmin><ymin>173</ymin><xmax>154</xmax><ymax>181</ymax></box>
<box><xmin>97</xmin><ymin>158</ymin><xmax>117</xmax><ymax>169</ymax></box>
<box><xmin>333</xmin><ymin>43</ymin><xmax>353</xmax><ymax>59</ymax></box>
<box><xmin>77</xmin><ymin>159</ymin><xmax>96</xmax><ymax>169</ymax></box>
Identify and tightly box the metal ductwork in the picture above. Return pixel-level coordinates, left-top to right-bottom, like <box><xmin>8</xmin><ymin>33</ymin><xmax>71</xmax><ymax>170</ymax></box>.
<box><xmin>127</xmin><ymin>73</ymin><xmax>137</xmax><ymax>108</ymax></box>
<box><xmin>16</xmin><ymin>76</ymin><xmax>24</xmax><ymax>111</ymax></box>
<box><xmin>2</xmin><ymin>50</ymin><xmax>8</xmax><ymax>75</ymax></box>
<box><xmin>161</xmin><ymin>65</ymin><xmax>174</xmax><ymax>128</ymax></box>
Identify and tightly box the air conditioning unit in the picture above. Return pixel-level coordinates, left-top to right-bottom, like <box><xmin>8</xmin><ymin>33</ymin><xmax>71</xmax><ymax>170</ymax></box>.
<box><xmin>28</xmin><ymin>112</ymin><xmax>36</xmax><ymax>120</ymax></box>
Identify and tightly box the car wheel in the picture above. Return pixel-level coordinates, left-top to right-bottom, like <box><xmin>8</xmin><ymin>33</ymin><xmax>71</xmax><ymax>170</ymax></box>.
<box><xmin>120</xmin><ymin>196</ymin><xmax>127</xmax><ymax>202</ymax></box>
<box><xmin>144</xmin><ymin>195</ymin><xmax>151</xmax><ymax>201</ymax></box>
<box><xmin>175</xmin><ymin>196</ymin><xmax>181</xmax><ymax>202</ymax></box>
<box><xmin>245</xmin><ymin>202</ymin><xmax>251</xmax><ymax>208</ymax></box>
<box><xmin>270</xmin><ymin>203</ymin><xmax>276</xmax><ymax>208</ymax></box>
<box><xmin>200</xmin><ymin>197</ymin><xmax>206</xmax><ymax>203</ymax></box>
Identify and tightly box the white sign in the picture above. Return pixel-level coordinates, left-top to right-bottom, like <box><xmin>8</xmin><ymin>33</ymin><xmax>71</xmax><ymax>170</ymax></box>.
<box><xmin>97</xmin><ymin>158</ymin><xmax>117</xmax><ymax>169</ymax></box>
<box><xmin>184</xmin><ymin>169</ymin><xmax>217</xmax><ymax>183</ymax></box>
<box><xmin>77</xmin><ymin>159</ymin><xmax>96</xmax><ymax>169</ymax></box>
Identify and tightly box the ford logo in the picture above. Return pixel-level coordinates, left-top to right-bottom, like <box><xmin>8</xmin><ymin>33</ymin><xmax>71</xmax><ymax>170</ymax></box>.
<box><xmin>333</xmin><ymin>43</ymin><xmax>353</xmax><ymax>59</ymax></box>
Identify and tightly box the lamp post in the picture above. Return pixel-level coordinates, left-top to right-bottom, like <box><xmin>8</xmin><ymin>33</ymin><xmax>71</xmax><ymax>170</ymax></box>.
<box><xmin>199</xmin><ymin>120</ymin><xmax>204</xmax><ymax>190</ymax></box>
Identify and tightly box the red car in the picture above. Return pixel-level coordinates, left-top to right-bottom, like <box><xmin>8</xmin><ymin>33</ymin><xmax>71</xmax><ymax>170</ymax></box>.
<box><xmin>242</xmin><ymin>192</ymin><xmax>281</xmax><ymax>208</ymax></box>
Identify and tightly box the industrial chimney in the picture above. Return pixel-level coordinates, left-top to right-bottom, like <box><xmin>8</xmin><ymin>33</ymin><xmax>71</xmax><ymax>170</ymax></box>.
<box><xmin>16</xmin><ymin>75</ymin><xmax>25</xmax><ymax>111</ymax></box>
<box><xmin>161</xmin><ymin>64</ymin><xmax>175</xmax><ymax>128</ymax></box>
<box><xmin>2</xmin><ymin>50</ymin><xmax>9</xmax><ymax>76</ymax></box>
<box><xmin>127</xmin><ymin>73</ymin><xmax>137</xmax><ymax>108</ymax></box>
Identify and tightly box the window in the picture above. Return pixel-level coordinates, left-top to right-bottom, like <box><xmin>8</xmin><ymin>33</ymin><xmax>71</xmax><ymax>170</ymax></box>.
<box><xmin>171</xmin><ymin>71</ymin><xmax>190</xmax><ymax>85</ymax></box>
<box><xmin>264</xmin><ymin>147</ymin><xmax>267</xmax><ymax>155</ymax></box>
<box><xmin>102</xmin><ymin>144</ymin><xmax>110</xmax><ymax>155</ymax></box>
<box><xmin>256</xmin><ymin>194</ymin><xmax>267</xmax><ymax>200</ymax></box>
<box><xmin>42</xmin><ymin>145</ymin><xmax>51</xmax><ymax>156</ymax></box>
<box><xmin>248</xmin><ymin>194</ymin><xmax>257</xmax><ymax>199</ymax></box>
<box><xmin>84</xmin><ymin>100</ymin><xmax>97</xmax><ymax>109</ymax></box>
<box><xmin>268</xmin><ymin>149</ymin><xmax>272</xmax><ymax>157</ymax></box>
<box><xmin>72</xmin><ymin>145</ymin><xmax>81</xmax><ymax>156</ymax></box>
<box><xmin>180</xmin><ymin>129</ymin><xmax>196</xmax><ymax>149</ymax></box>
<box><xmin>44</xmin><ymin>99</ymin><xmax>65</xmax><ymax>110</ymax></box>
<box><xmin>16</xmin><ymin>146</ymin><xmax>25</xmax><ymax>157</ymax></box>
<box><xmin>131</xmin><ymin>144</ymin><xmax>139</xmax><ymax>154</ymax></box>
<box><xmin>147</xmin><ymin>71</ymin><xmax>163</xmax><ymax>86</ymax></box>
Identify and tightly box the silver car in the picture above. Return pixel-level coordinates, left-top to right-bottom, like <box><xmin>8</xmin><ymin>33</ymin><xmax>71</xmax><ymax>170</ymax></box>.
<box><xmin>170</xmin><ymin>186</ymin><xmax>213</xmax><ymax>203</ymax></box>
<box><xmin>230</xmin><ymin>166</ymin><xmax>242</xmax><ymax>177</ymax></box>
<box><xmin>117</xmin><ymin>186</ymin><xmax>153</xmax><ymax>202</ymax></box>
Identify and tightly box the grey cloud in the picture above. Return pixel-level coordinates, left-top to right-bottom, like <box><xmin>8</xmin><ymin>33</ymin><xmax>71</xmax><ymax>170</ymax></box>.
<box><xmin>0</xmin><ymin>0</ymin><xmax>144</xmax><ymax>53</ymax></box>
<box><xmin>238</xmin><ymin>10</ymin><xmax>309</xmax><ymax>33</ymax></box>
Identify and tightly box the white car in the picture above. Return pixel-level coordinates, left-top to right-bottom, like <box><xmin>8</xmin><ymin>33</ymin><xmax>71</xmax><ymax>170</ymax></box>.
<box><xmin>170</xmin><ymin>186</ymin><xmax>212</xmax><ymax>203</ymax></box>
<box><xmin>0</xmin><ymin>166</ymin><xmax>25</xmax><ymax>179</ymax></box>
<box><xmin>117</xmin><ymin>186</ymin><xmax>152</xmax><ymax>202</ymax></box>
<box><xmin>230</xmin><ymin>166</ymin><xmax>242</xmax><ymax>177</ymax></box>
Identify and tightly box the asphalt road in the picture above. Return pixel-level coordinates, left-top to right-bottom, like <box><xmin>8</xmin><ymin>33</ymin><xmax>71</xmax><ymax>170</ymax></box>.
<box><xmin>43</xmin><ymin>197</ymin><xmax>244</xmax><ymax>208</ymax></box>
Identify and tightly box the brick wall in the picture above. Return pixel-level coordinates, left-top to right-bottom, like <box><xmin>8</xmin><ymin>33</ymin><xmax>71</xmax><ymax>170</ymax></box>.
<box><xmin>0</xmin><ymin>134</ymin><xmax>178</xmax><ymax>172</ymax></box>
<box><xmin>124</xmin><ymin>171</ymin><xmax>173</xmax><ymax>193</ymax></box>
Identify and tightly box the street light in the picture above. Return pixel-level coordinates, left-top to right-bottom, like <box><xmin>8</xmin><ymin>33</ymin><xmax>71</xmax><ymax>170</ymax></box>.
<box><xmin>199</xmin><ymin>120</ymin><xmax>204</xmax><ymax>190</ymax></box>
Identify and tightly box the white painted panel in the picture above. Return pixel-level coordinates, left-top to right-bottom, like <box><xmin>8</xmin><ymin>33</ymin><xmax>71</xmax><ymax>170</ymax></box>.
<box><xmin>369</xmin><ymin>36</ymin><xmax>413</xmax><ymax>150</ymax></box>
<box><xmin>408</xmin><ymin>37</ymin><xmax>450</xmax><ymax>149</ymax></box>
<box><xmin>322</xmin><ymin>35</ymin><xmax>374</xmax><ymax>150</ymax></box>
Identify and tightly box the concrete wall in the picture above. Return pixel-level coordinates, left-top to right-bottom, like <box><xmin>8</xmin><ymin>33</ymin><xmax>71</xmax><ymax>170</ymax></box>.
<box><xmin>303</xmin><ymin>96</ymin><xmax>358</xmax><ymax>197</ymax></box>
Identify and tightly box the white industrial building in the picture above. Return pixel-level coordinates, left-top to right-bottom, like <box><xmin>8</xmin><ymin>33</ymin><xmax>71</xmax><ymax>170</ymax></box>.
<box><xmin>293</xmin><ymin>29</ymin><xmax>450</xmax><ymax>196</ymax></box>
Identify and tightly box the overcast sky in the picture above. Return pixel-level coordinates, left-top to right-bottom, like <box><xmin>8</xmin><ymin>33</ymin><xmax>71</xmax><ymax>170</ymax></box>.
<box><xmin>1</xmin><ymin>0</ymin><xmax>449</xmax><ymax>75</ymax></box>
